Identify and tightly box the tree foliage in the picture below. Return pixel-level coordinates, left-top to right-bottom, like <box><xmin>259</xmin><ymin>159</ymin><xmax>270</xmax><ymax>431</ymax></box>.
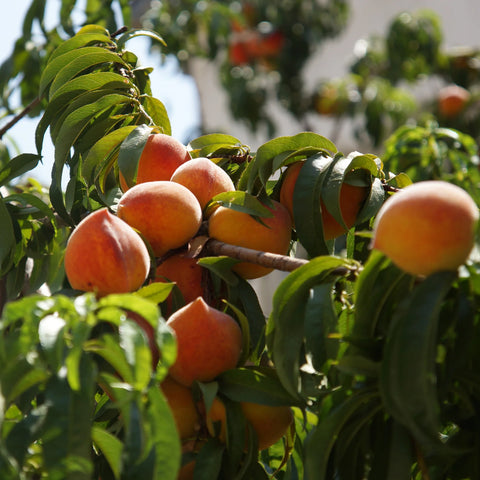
<box><xmin>0</xmin><ymin>4</ymin><xmax>480</xmax><ymax>480</ymax></box>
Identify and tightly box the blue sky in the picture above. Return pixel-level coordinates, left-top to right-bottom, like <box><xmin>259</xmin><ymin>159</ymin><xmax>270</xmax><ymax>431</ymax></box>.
<box><xmin>1</xmin><ymin>0</ymin><xmax>200</xmax><ymax>184</ymax></box>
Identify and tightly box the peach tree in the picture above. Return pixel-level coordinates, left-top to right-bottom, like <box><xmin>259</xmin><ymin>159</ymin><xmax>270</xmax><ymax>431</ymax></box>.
<box><xmin>0</xmin><ymin>23</ymin><xmax>480</xmax><ymax>480</ymax></box>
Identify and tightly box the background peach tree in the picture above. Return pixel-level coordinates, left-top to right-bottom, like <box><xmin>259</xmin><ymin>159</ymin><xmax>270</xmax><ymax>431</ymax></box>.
<box><xmin>0</xmin><ymin>12</ymin><xmax>480</xmax><ymax>480</ymax></box>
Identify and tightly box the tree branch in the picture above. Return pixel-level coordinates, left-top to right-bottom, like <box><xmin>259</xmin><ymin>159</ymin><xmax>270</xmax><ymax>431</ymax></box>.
<box><xmin>0</xmin><ymin>97</ymin><xmax>42</xmax><ymax>139</ymax></box>
<box><xmin>205</xmin><ymin>238</ymin><xmax>309</xmax><ymax>272</ymax></box>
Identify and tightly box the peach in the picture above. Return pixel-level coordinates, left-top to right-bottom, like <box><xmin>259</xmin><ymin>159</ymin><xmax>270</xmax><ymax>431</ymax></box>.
<box><xmin>119</xmin><ymin>133</ymin><xmax>191</xmax><ymax>191</ymax></box>
<box><xmin>207</xmin><ymin>200</ymin><xmax>292</xmax><ymax>279</ymax></box>
<box><xmin>371</xmin><ymin>180</ymin><xmax>479</xmax><ymax>276</ymax></box>
<box><xmin>279</xmin><ymin>160</ymin><xmax>369</xmax><ymax>240</ymax></box>
<box><xmin>438</xmin><ymin>84</ymin><xmax>470</xmax><ymax>118</ymax></box>
<box><xmin>166</xmin><ymin>297</ymin><xmax>243</xmax><ymax>386</ymax></box>
<box><xmin>153</xmin><ymin>253</ymin><xmax>205</xmax><ymax>313</ymax></box>
<box><xmin>206</xmin><ymin>397</ymin><xmax>294</xmax><ymax>451</ymax></box>
<box><xmin>160</xmin><ymin>376</ymin><xmax>201</xmax><ymax>441</ymax></box>
<box><xmin>170</xmin><ymin>157</ymin><xmax>235</xmax><ymax>212</ymax></box>
<box><xmin>64</xmin><ymin>208</ymin><xmax>150</xmax><ymax>296</ymax></box>
<box><xmin>117</xmin><ymin>181</ymin><xmax>202</xmax><ymax>257</ymax></box>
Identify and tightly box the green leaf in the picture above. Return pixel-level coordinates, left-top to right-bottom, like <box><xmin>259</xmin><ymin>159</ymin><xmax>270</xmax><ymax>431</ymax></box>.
<box><xmin>84</xmin><ymin>335</ymin><xmax>134</xmax><ymax>384</ymax></box>
<box><xmin>267</xmin><ymin>256</ymin><xmax>358</xmax><ymax>398</ymax></box>
<box><xmin>135</xmin><ymin>282</ymin><xmax>175</xmax><ymax>305</ymax></box>
<box><xmin>146</xmin><ymin>386</ymin><xmax>182</xmax><ymax>480</ymax></box>
<box><xmin>379</xmin><ymin>271</ymin><xmax>457</xmax><ymax>455</ymax></box>
<box><xmin>207</xmin><ymin>191</ymin><xmax>273</xmax><ymax>218</ymax></box>
<box><xmin>83</xmin><ymin>125</ymin><xmax>138</xmax><ymax>183</ymax></box>
<box><xmin>116</xmin><ymin>29</ymin><xmax>167</xmax><ymax>49</ymax></box>
<box><xmin>0</xmin><ymin>153</ymin><xmax>41</xmax><ymax>186</ymax></box>
<box><xmin>194</xmin><ymin>438</ymin><xmax>225</xmax><ymax>480</ymax></box>
<box><xmin>49</xmin><ymin>31</ymin><xmax>114</xmax><ymax>61</ymax></box>
<box><xmin>189</xmin><ymin>133</ymin><xmax>242</xmax><ymax>150</ymax></box>
<box><xmin>92</xmin><ymin>426</ymin><xmax>123</xmax><ymax>480</ymax></box>
<box><xmin>141</xmin><ymin>96</ymin><xmax>172</xmax><ymax>135</ymax></box>
<box><xmin>353</xmin><ymin>250</ymin><xmax>411</xmax><ymax>341</ymax></box>
<box><xmin>292</xmin><ymin>153</ymin><xmax>336</xmax><ymax>258</ymax></box>
<box><xmin>49</xmin><ymin>50</ymin><xmax>129</xmax><ymax>98</ymax></box>
<box><xmin>247</xmin><ymin>132</ymin><xmax>338</xmax><ymax>193</ymax></box>
<box><xmin>117</xmin><ymin>125</ymin><xmax>153</xmax><ymax>189</ymax></box>
<box><xmin>304</xmin><ymin>282</ymin><xmax>339</xmax><ymax>373</ymax></box>
<box><xmin>118</xmin><ymin>320</ymin><xmax>153</xmax><ymax>391</ymax></box>
<box><xmin>218</xmin><ymin>367</ymin><xmax>301</xmax><ymax>406</ymax></box>
<box><xmin>40</xmin><ymin>46</ymin><xmax>125</xmax><ymax>96</ymax></box>
<box><xmin>304</xmin><ymin>388</ymin><xmax>380</xmax><ymax>480</ymax></box>
<box><xmin>0</xmin><ymin>199</ymin><xmax>15</xmax><ymax>273</ymax></box>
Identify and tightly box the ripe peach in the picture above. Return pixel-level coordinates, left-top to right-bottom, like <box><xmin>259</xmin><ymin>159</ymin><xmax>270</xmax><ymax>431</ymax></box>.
<box><xmin>208</xmin><ymin>200</ymin><xmax>292</xmax><ymax>279</ymax></box>
<box><xmin>166</xmin><ymin>297</ymin><xmax>243</xmax><ymax>386</ymax></box>
<box><xmin>279</xmin><ymin>160</ymin><xmax>369</xmax><ymax>240</ymax></box>
<box><xmin>160</xmin><ymin>376</ymin><xmax>201</xmax><ymax>441</ymax></box>
<box><xmin>206</xmin><ymin>397</ymin><xmax>294</xmax><ymax>451</ymax></box>
<box><xmin>170</xmin><ymin>157</ymin><xmax>235</xmax><ymax>212</ymax></box>
<box><xmin>438</xmin><ymin>84</ymin><xmax>470</xmax><ymax>118</ymax></box>
<box><xmin>371</xmin><ymin>180</ymin><xmax>479</xmax><ymax>276</ymax></box>
<box><xmin>64</xmin><ymin>208</ymin><xmax>150</xmax><ymax>296</ymax></box>
<box><xmin>117</xmin><ymin>181</ymin><xmax>202</xmax><ymax>257</ymax></box>
<box><xmin>119</xmin><ymin>133</ymin><xmax>191</xmax><ymax>191</ymax></box>
<box><xmin>153</xmin><ymin>253</ymin><xmax>205</xmax><ymax>314</ymax></box>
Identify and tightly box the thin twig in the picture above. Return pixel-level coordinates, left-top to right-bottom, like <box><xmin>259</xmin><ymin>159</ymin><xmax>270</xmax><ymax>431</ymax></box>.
<box><xmin>0</xmin><ymin>97</ymin><xmax>42</xmax><ymax>139</ymax></box>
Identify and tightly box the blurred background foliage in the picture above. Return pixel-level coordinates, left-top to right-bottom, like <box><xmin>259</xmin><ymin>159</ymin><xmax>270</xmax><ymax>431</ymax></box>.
<box><xmin>2</xmin><ymin>1</ymin><xmax>480</xmax><ymax>151</ymax></box>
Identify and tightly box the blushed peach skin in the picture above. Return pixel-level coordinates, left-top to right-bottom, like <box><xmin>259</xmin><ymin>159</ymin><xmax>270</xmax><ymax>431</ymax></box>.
<box><xmin>371</xmin><ymin>180</ymin><xmax>479</xmax><ymax>276</ymax></box>
<box><xmin>117</xmin><ymin>181</ymin><xmax>202</xmax><ymax>257</ymax></box>
<box><xmin>170</xmin><ymin>157</ymin><xmax>235</xmax><ymax>212</ymax></box>
<box><xmin>166</xmin><ymin>297</ymin><xmax>243</xmax><ymax>386</ymax></box>
<box><xmin>208</xmin><ymin>200</ymin><xmax>292</xmax><ymax>279</ymax></box>
<box><xmin>206</xmin><ymin>396</ymin><xmax>294</xmax><ymax>451</ymax></box>
<box><xmin>64</xmin><ymin>208</ymin><xmax>150</xmax><ymax>296</ymax></box>
<box><xmin>120</xmin><ymin>133</ymin><xmax>191</xmax><ymax>191</ymax></box>
<box><xmin>153</xmin><ymin>253</ymin><xmax>205</xmax><ymax>315</ymax></box>
<box><xmin>160</xmin><ymin>376</ymin><xmax>201</xmax><ymax>441</ymax></box>
<box><xmin>279</xmin><ymin>160</ymin><xmax>368</xmax><ymax>240</ymax></box>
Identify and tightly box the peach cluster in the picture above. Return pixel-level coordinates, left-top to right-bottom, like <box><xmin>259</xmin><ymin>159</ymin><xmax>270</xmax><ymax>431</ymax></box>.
<box><xmin>65</xmin><ymin>132</ymin><xmax>295</xmax><ymax>304</ymax></box>
<box><xmin>62</xmin><ymin>132</ymin><xmax>296</xmax><ymax>479</ymax></box>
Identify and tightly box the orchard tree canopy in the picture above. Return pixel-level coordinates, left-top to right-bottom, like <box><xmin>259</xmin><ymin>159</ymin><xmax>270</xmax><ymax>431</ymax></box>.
<box><xmin>0</xmin><ymin>2</ymin><xmax>480</xmax><ymax>480</ymax></box>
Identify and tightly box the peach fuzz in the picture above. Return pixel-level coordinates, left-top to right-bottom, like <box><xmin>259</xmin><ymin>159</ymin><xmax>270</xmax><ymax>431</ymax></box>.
<box><xmin>119</xmin><ymin>133</ymin><xmax>191</xmax><ymax>191</ymax></box>
<box><xmin>208</xmin><ymin>200</ymin><xmax>292</xmax><ymax>279</ymax></box>
<box><xmin>160</xmin><ymin>376</ymin><xmax>201</xmax><ymax>441</ymax></box>
<box><xmin>170</xmin><ymin>157</ymin><xmax>235</xmax><ymax>212</ymax></box>
<box><xmin>64</xmin><ymin>208</ymin><xmax>150</xmax><ymax>296</ymax></box>
<box><xmin>117</xmin><ymin>181</ymin><xmax>202</xmax><ymax>257</ymax></box>
<box><xmin>371</xmin><ymin>180</ymin><xmax>479</xmax><ymax>276</ymax></box>
<box><xmin>166</xmin><ymin>297</ymin><xmax>243</xmax><ymax>386</ymax></box>
<box><xmin>279</xmin><ymin>160</ymin><xmax>369</xmax><ymax>240</ymax></box>
<box><xmin>206</xmin><ymin>396</ymin><xmax>294</xmax><ymax>451</ymax></box>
